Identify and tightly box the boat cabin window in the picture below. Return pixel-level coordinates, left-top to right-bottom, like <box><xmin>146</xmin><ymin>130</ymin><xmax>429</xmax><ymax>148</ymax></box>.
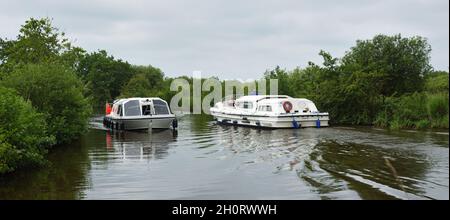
<box><xmin>117</xmin><ymin>105</ymin><xmax>123</xmax><ymax>116</ymax></box>
<box><xmin>153</xmin><ymin>99</ymin><xmax>170</xmax><ymax>115</ymax></box>
<box><xmin>124</xmin><ymin>100</ymin><xmax>141</xmax><ymax>116</ymax></box>
<box><xmin>142</xmin><ymin>104</ymin><xmax>152</xmax><ymax>115</ymax></box>
<box><xmin>258</xmin><ymin>105</ymin><xmax>272</xmax><ymax>112</ymax></box>
<box><xmin>237</xmin><ymin>101</ymin><xmax>253</xmax><ymax>109</ymax></box>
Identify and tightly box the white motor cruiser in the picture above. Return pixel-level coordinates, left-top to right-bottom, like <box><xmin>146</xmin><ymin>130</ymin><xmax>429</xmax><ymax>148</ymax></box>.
<box><xmin>210</xmin><ymin>95</ymin><xmax>329</xmax><ymax>128</ymax></box>
<box><xmin>103</xmin><ymin>97</ymin><xmax>177</xmax><ymax>130</ymax></box>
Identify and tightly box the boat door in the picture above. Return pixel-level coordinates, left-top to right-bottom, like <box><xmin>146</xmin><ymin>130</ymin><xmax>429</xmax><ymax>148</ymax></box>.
<box><xmin>141</xmin><ymin>99</ymin><xmax>153</xmax><ymax>116</ymax></box>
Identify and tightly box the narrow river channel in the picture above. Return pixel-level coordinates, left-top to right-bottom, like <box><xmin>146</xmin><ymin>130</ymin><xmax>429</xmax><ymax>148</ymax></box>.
<box><xmin>0</xmin><ymin>115</ymin><xmax>448</xmax><ymax>199</ymax></box>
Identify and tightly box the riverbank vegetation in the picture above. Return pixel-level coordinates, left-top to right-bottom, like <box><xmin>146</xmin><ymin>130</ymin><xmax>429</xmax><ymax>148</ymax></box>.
<box><xmin>263</xmin><ymin>35</ymin><xmax>449</xmax><ymax>129</ymax></box>
<box><xmin>0</xmin><ymin>18</ymin><xmax>91</xmax><ymax>173</ymax></box>
<box><xmin>0</xmin><ymin>87</ymin><xmax>55</xmax><ymax>174</ymax></box>
<box><xmin>0</xmin><ymin>17</ymin><xmax>448</xmax><ymax>174</ymax></box>
<box><xmin>2</xmin><ymin>63</ymin><xmax>91</xmax><ymax>144</ymax></box>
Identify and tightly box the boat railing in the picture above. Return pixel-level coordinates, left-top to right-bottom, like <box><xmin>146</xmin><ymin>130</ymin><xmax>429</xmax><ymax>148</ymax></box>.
<box><xmin>220</xmin><ymin>94</ymin><xmax>245</xmax><ymax>102</ymax></box>
<box><xmin>220</xmin><ymin>94</ymin><xmax>244</xmax><ymax>108</ymax></box>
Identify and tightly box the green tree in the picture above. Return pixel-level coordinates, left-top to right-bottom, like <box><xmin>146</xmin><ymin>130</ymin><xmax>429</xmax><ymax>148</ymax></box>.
<box><xmin>285</xmin><ymin>35</ymin><xmax>434</xmax><ymax>126</ymax></box>
<box><xmin>120</xmin><ymin>74</ymin><xmax>153</xmax><ymax>97</ymax></box>
<box><xmin>0</xmin><ymin>17</ymin><xmax>82</xmax><ymax>74</ymax></box>
<box><xmin>77</xmin><ymin>50</ymin><xmax>134</xmax><ymax>107</ymax></box>
<box><xmin>341</xmin><ymin>34</ymin><xmax>431</xmax><ymax>97</ymax></box>
<box><xmin>264</xmin><ymin>65</ymin><xmax>291</xmax><ymax>95</ymax></box>
<box><xmin>1</xmin><ymin>63</ymin><xmax>92</xmax><ymax>144</ymax></box>
<box><xmin>0</xmin><ymin>86</ymin><xmax>55</xmax><ymax>174</ymax></box>
<box><xmin>289</xmin><ymin>64</ymin><xmax>321</xmax><ymax>99</ymax></box>
<box><xmin>132</xmin><ymin>65</ymin><xmax>165</xmax><ymax>88</ymax></box>
<box><xmin>120</xmin><ymin>65</ymin><xmax>166</xmax><ymax>98</ymax></box>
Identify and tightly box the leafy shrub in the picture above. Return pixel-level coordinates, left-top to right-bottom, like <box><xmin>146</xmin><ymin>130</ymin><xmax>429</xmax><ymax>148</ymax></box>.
<box><xmin>0</xmin><ymin>87</ymin><xmax>55</xmax><ymax>174</ymax></box>
<box><xmin>432</xmin><ymin>115</ymin><xmax>449</xmax><ymax>129</ymax></box>
<box><xmin>374</xmin><ymin>92</ymin><xmax>448</xmax><ymax>129</ymax></box>
<box><xmin>389</xmin><ymin>120</ymin><xmax>401</xmax><ymax>130</ymax></box>
<box><xmin>415</xmin><ymin>120</ymin><xmax>431</xmax><ymax>130</ymax></box>
<box><xmin>428</xmin><ymin>94</ymin><xmax>449</xmax><ymax>129</ymax></box>
<box><xmin>1</xmin><ymin>63</ymin><xmax>92</xmax><ymax>144</ymax></box>
<box><xmin>425</xmin><ymin>72</ymin><xmax>449</xmax><ymax>94</ymax></box>
<box><xmin>374</xmin><ymin>110</ymin><xmax>390</xmax><ymax>127</ymax></box>
<box><xmin>427</xmin><ymin>93</ymin><xmax>449</xmax><ymax>121</ymax></box>
<box><xmin>394</xmin><ymin>93</ymin><xmax>428</xmax><ymax>124</ymax></box>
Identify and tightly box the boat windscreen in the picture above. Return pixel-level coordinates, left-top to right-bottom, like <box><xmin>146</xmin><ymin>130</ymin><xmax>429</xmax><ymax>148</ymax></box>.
<box><xmin>153</xmin><ymin>99</ymin><xmax>170</xmax><ymax>115</ymax></box>
<box><xmin>124</xmin><ymin>100</ymin><xmax>141</xmax><ymax>116</ymax></box>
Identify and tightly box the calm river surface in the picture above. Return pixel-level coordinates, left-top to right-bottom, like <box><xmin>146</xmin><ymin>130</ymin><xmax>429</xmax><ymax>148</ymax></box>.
<box><xmin>0</xmin><ymin>115</ymin><xmax>448</xmax><ymax>200</ymax></box>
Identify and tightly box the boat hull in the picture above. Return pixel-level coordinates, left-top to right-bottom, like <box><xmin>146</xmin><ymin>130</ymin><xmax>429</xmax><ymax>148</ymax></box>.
<box><xmin>211</xmin><ymin>113</ymin><xmax>329</xmax><ymax>128</ymax></box>
<box><xmin>103</xmin><ymin>116</ymin><xmax>175</xmax><ymax>130</ymax></box>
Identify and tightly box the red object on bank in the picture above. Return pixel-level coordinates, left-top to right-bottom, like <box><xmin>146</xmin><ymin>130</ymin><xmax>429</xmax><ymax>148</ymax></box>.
<box><xmin>105</xmin><ymin>103</ymin><xmax>112</xmax><ymax>115</ymax></box>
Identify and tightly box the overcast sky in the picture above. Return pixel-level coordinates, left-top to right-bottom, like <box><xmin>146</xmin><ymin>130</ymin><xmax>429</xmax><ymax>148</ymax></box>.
<box><xmin>1</xmin><ymin>0</ymin><xmax>448</xmax><ymax>79</ymax></box>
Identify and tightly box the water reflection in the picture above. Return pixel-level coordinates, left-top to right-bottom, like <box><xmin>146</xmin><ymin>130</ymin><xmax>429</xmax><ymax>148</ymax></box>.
<box><xmin>104</xmin><ymin>130</ymin><xmax>177</xmax><ymax>160</ymax></box>
<box><xmin>298</xmin><ymin>140</ymin><xmax>432</xmax><ymax>199</ymax></box>
<box><xmin>187</xmin><ymin>114</ymin><xmax>213</xmax><ymax>133</ymax></box>
<box><xmin>0</xmin><ymin>133</ymin><xmax>92</xmax><ymax>199</ymax></box>
<box><xmin>204</xmin><ymin>121</ymin><xmax>448</xmax><ymax>200</ymax></box>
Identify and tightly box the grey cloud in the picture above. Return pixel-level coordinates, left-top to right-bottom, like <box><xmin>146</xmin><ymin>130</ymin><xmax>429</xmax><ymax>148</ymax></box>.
<box><xmin>1</xmin><ymin>0</ymin><xmax>448</xmax><ymax>79</ymax></box>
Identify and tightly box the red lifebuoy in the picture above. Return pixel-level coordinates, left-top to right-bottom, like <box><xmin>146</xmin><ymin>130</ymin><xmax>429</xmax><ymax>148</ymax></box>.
<box><xmin>283</xmin><ymin>101</ymin><xmax>293</xmax><ymax>113</ymax></box>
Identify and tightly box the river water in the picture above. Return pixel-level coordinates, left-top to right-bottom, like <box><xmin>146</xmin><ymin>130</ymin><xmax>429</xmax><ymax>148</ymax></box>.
<box><xmin>0</xmin><ymin>115</ymin><xmax>448</xmax><ymax>200</ymax></box>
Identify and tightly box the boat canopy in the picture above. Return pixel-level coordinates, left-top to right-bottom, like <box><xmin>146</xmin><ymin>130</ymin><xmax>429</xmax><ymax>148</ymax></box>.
<box><xmin>216</xmin><ymin>95</ymin><xmax>320</xmax><ymax>113</ymax></box>
<box><xmin>109</xmin><ymin>98</ymin><xmax>171</xmax><ymax>117</ymax></box>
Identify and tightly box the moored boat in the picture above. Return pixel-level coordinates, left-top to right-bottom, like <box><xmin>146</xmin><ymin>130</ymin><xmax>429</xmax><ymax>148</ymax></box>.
<box><xmin>103</xmin><ymin>97</ymin><xmax>177</xmax><ymax>130</ymax></box>
<box><xmin>210</xmin><ymin>95</ymin><xmax>329</xmax><ymax>128</ymax></box>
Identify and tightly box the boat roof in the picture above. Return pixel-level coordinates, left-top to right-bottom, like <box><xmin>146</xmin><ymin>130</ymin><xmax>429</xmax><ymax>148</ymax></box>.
<box><xmin>236</xmin><ymin>95</ymin><xmax>292</xmax><ymax>102</ymax></box>
<box><xmin>113</xmin><ymin>97</ymin><xmax>166</xmax><ymax>105</ymax></box>
<box><xmin>235</xmin><ymin>95</ymin><xmax>315</xmax><ymax>105</ymax></box>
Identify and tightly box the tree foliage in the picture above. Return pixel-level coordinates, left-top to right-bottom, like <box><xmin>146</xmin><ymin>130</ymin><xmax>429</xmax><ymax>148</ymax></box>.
<box><xmin>424</xmin><ymin>71</ymin><xmax>449</xmax><ymax>94</ymax></box>
<box><xmin>341</xmin><ymin>34</ymin><xmax>432</xmax><ymax>97</ymax></box>
<box><xmin>120</xmin><ymin>65</ymin><xmax>167</xmax><ymax>99</ymax></box>
<box><xmin>0</xmin><ymin>86</ymin><xmax>55</xmax><ymax>174</ymax></box>
<box><xmin>1</xmin><ymin>63</ymin><xmax>92</xmax><ymax>144</ymax></box>
<box><xmin>0</xmin><ymin>17</ymin><xmax>94</xmax><ymax>174</ymax></box>
<box><xmin>0</xmin><ymin>17</ymin><xmax>84</xmax><ymax>74</ymax></box>
<box><xmin>77</xmin><ymin>50</ymin><xmax>133</xmax><ymax>106</ymax></box>
<box><xmin>265</xmin><ymin>34</ymin><xmax>447</xmax><ymax>128</ymax></box>
<box><xmin>264</xmin><ymin>66</ymin><xmax>292</xmax><ymax>96</ymax></box>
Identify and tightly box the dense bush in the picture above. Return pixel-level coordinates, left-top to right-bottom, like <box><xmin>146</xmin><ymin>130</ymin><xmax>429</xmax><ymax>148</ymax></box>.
<box><xmin>0</xmin><ymin>18</ymin><xmax>94</xmax><ymax>174</ymax></box>
<box><xmin>0</xmin><ymin>87</ymin><xmax>55</xmax><ymax>174</ymax></box>
<box><xmin>427</xmin><ymin>93</ymin><xmax>449</xmax><ymax>128</ymax></box>
<box><xmin>376</xmin><ymin>93</ymin><xmax>427</xmax><ymax>129</ymax></box>
<box><xmin>374</xmin><ymin>92</ymin><xmax>449</xmax><ymax>129</ymax></box>
<box><xmin>1</xmin><ymin>63</ymin><xmax>92</xmax><ymax>144</ymax></box>
<box><xmin>425</xmin><ymin>72</ymin><xmax>449</xmax><ymax>93</ymax></box>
